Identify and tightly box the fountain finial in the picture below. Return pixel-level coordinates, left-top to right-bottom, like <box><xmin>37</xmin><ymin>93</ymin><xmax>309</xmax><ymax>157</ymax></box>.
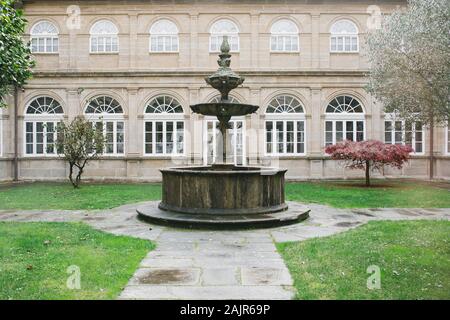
<box><xmin>205</xmin><ymin>37</ymin><xmax>244</xmax><ymax>102</ymax></box>
<box><xmin>220</xmin><ymin>35</ymin><xmax>230</xmax><ymax>54</ymax></box>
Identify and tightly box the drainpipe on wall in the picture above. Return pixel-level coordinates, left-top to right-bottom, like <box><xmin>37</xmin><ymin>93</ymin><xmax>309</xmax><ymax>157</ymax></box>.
<box><xmin>13</xmin><ymin>86</ymin><xmax>19</xmax><ymax>181</ymax></box>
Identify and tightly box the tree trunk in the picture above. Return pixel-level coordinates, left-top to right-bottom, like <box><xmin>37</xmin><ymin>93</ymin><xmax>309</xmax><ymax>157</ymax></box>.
<box><xmin>429</xmin><ymin>118</ymin><xmax>434</xmax><ymax>180</ymax></box>
<box><xmin>365</xmin><ymin>160</ymin><xmax>371</xmax><ymax>187</ymax></box>
<box><xmin>13</xmin><ymin>86</ymin><xmax>19</xmax><ymax>181</ymax></box>
<box><xmin>68</xmin><ymin>163</ymin><xmax>78</xmax><ymax>188</ymax></box>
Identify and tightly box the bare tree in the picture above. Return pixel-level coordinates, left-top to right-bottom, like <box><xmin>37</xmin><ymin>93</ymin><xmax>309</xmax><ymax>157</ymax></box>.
<box><xmin>56</xmin><ymin>116</ymin><xmax>105</xmax><ymax>188</ymax></box>
<box><xmin>366</xmin><ymin>0</ymin><xmax>450</xmax><ymax>179</ymax></box>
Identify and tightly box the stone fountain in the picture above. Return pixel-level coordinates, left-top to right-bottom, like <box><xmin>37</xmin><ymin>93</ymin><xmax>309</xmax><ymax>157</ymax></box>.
<box><xmin>137</xmin><ymin>37</ymin><xmax>310</xmax><ymax>229</ymax></box>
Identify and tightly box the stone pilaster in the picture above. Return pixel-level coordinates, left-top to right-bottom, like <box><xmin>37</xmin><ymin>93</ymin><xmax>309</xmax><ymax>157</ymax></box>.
<box><xmin>128</xmin><ymin>13</ymin><xmax>138</xmax><ymax>70</ymax></box>
<box><xmin>311</xmin><ymin>14</ymin><xmax>320</xmax><ymax>69</ymax></box>
<box><xmin>309</xmin><ymin>87</ymin><xmax>322</xmax><ymax>156</ymax></box>
<box><xmin>126</xmin><ymin>88</ymin><xmax>139</xmax><ymax>156</ymax></box>
<box><xmin>189</xmin><ymin>14</ymin><xmax>199</xmax><ymax>68</ymax></box>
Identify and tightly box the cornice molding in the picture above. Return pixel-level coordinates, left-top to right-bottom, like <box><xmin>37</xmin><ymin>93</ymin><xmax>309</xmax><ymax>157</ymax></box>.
<box><xmin>32</xmin><ymin>70</ymin><xmax>369</xmax><ymax>78</ymax></box>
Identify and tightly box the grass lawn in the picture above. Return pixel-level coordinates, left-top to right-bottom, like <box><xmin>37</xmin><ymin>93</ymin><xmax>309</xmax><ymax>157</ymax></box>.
<box><xmin>0</xmin><ymin>222</ymin><xmax>154</xmax><ymax>299</ymax></box>
<box><xmin>277</xmin><ymin>220</ymin><xmax>450</xmax><ymax>300</ymax></box>
<box><xmin>286</xmin><ymin>180</ymin><xmax>450</xmax><ymax>208</ymax></box>
<box><xmin>0</xmin><ymin>182</ymin><xmax>161</xmax><ymax>210</ymax></box>
<box><xmin>0</xmin><ymin>180</ymin><xmax>448</xmax><ymax>210</ymax></box>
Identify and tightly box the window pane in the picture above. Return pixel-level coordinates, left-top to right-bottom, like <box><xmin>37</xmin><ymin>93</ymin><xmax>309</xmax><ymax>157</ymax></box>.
<box><xmin>276</xmin><ymin>121</ymin><xmax>284</xmax><ymax>153</ymax></box>
<box><xmin>286</xmin><ymin>121</ymin><xmax>294</xmax><ymax>153</ymax></box>
<box><xmin>266</xmin><ymin>122</ymin><xmax>273</xmax><ymax>153</ymax></box>
<box><xmin>156</xmin><ymin>122</ymin><xmax>163</xmax><ymax>154</ymax></box>
<box><xmin>336</xmin><ymin>121</ymin><xmax>343</xmax><ymax>142</ymax></box>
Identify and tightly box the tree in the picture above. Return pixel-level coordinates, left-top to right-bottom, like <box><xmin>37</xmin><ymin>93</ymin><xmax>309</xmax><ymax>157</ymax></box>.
<box><xmin>56</xmin><ymin>116</ymin><xmax>105</xmax><ymax>188</ymax></box>
<box><xmin>366</xmin><ymin>0</ymin><xmax>450</xmax><ymax>179</ymax></box>
<box><xmin>0</xmin><ymin>0</ymin><xmax>35</xmax><ymax>107</ymax></box>
<box><xmin>325</xmin><ymin>140</ymin><xmax>413</xmax><ymax>187</ymax></box>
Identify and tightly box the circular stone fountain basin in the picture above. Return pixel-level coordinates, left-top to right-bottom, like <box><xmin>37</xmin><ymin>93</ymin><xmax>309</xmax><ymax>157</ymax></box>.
<box><xmin>159</xmin><ymin>164</ymin><xmax>288</xmax><ymax>215</ymax></box>
<box><xmin>137</xmin><ymin>164</ymin><xmax>310</xmax><ymax>229</ymax></box>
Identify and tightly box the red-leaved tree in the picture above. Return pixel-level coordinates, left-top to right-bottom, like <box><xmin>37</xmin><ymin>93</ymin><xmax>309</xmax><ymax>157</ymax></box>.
<box><xmin>325</xmin><ymin>140</ymin><xmax>413</xmax><ymax>186</ymax></box>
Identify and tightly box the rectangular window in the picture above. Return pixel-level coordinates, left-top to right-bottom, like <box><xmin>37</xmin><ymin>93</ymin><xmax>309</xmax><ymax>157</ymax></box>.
<box><xmin>325</xmin><ymin>120</ymin><xmax>365</xmax><ymax>147</ymax></box>
<box><xmin>144</xmin><ymin>120</ymin><xmax>184</xmax><ymax>155</ymax></box>
<box><xmin>330</xmin><ymin>35</ymin><xmax>358</xmax><ymax>53</ymax></box>
<box><xmin>265</xmin><ymin>120</ymin><xmax>305</xmax><ymax>155</ymax></box>
<box><xmin>30</xmin><ymin>36</ymin><xmax>58</xmax><ymax>53</ymax></box>
<box><xmin>93</xmin><ymin>120</ymin><xmax>124</xmax><ymax>155</ymax></box>
<box><xmin>270</xmin><ymin>35</ymin><xmax>299</xmax><ymax>52</ymax></box>
<box><xmin>90</xmin><ymin>36</ymin><xmax>119</xmax><ymax>53</ymax></box>
<box><xmin>24</xmin><ymin>121</ymin><xmax>59</xmax><ymax>156</ymax></box>
<box><xmin>384</xmin><ymin>120</ymin><xmax>423</xmax><ymax>154</ymax></box>
<box><xmin>150</xmin><ymin>35</ymin><xmax>179</xmax><ymax>52</ymax></box>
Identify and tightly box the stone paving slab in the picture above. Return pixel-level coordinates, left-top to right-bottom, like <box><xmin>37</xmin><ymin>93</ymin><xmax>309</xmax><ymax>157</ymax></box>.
<box><xmin>1</xmin><ymin>201</ymin><xmax>449</xmax><ymax>300</ymax></box>
<box><xmin>118</xmin><ymin>285</ymin><xmax>295</xmax><ymax>300</ymax></box>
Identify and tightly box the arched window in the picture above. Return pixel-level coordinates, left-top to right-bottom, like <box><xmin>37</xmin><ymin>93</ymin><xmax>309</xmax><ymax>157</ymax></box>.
<box><xmin>150</xmin><ymin>19</ymin><xmax>179</xmax><ymax>52</ymax></box>
<box><xmin>209</xmin><ymin>19</ymin><xmax>239</xmax><ymax>52</ymax></box>
<box><xmin>330</xmin><ymin>19</ymin><xmax>359</xmax><ymax>52</ymax></box>
<box><xmin>384</xmin><ymin>114</ymin><xmax>424</xmax><ymax>154</ymax></box>
<box><xmin>324</xmin><ymin>95</ymin><xmax>365</xmax><ymax>147</ymax></box>
<box><xmin>85</xmin><ymin>96</ymin><xmax>124</xmax><ymax>154</ymax></box>
<box><xmin>270</xmin><ymin>19</ymin><xmax>299</xmax><ymax>52</ymax></box>
<box><xmin>144</xmin><ymin>96</ymin><xmax>184</xmax><ymax>155</ymax></box>
<box><xmin>30</xmin><ymin>21</ymin><xmax>59</xmax><ymax>53</ymax></box>
<box><xmin>90</xmin><ymin>20</ymin><xmax>119</xmax><ymax>53</ymax></box>
<box><xmin>24</xmin><ymin>96</ymin><xmax>64</xmax><ymax>156</ymax></box>
<box><xmin>265</xmin><ymin>95</ymin><xmax>306</xmax><ymax>155</ymax></box>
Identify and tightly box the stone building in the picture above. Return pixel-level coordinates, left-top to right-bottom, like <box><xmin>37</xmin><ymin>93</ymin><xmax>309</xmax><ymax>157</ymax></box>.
<box><xmin>0</xmin><ymin>0</ymin><xmax>449</xmax><ymax>182</ymax></box>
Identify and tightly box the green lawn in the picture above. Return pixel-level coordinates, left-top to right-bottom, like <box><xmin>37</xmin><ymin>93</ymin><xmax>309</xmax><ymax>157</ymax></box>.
<box><xmin>0</xmin><ymin>183</ymin><xmax>161</xmax><ymax>210</ymax></box>
<box><xmin>0</xmin><ymin>222</ymin><xmax>154</xmax><ymax>299</ymax></box>
<box><xmin>0</xmin><ymin>180</ymin><xmax>448</xmax><ymax>210</ymax></box>
<box><xmin>286</xmin><ymin>180</ymin><xmax>450</xmax><ymax>208</ymax></box>
<box><xmin>277</xmin><ymin>220</ymin><xmax>450</xmax><ymax>300</ymax></box>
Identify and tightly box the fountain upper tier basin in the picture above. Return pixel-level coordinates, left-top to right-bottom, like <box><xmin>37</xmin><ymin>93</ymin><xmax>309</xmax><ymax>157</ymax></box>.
<box><xmin>190</xmin><ymin>102</ymin><xmax>259</xmax><ymax>118</ymax></box>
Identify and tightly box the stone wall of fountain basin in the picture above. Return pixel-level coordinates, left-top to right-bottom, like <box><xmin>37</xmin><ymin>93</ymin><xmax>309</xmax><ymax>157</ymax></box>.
<box><xmin>158</xmin><ymin>165</ymin><xmax>288</xmax><ymax>215</ymax></box>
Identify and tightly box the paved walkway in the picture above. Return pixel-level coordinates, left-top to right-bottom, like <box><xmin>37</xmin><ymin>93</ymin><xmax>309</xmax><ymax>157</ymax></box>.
<box><xmin>0</xmin><ymin>202</ymin><xmax>449</xmax><ymax>300</ymax></box>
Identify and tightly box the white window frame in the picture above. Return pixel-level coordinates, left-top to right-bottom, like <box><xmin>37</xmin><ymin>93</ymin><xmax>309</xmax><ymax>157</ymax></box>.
<box><xmin>209</xmin><ymin>19</ymin><xmax>240</xmax><ymax>53</ymax></box>
<box><xmin>23</xmin><ymin>97</ymin><xmax>64</xmax><ymax>157</ymax></box>
<box><xmin>264</xmin><ymin>115</ymin><xmax>306</xmax><ymax>156</ymax></box>
<box><xmin>203</xmin><ymin>117</ymin><xmax>246</xmax><ymax>165</ymax></box>
<box><xmin>30</xmin><ymin>21</ymin><xmax>59</xmax><ymax>54</ymax></box>
<box><xmin>89</xmin><ymin>20</ymin><xmax>119</xmax><ymax>54</ymax></box>
<box><xmin>264</xmin><ymin>95</ymin><xmax>306</xmax><ymax>157</ymax></box>
<box><xmin>143</xmin><ymin>115</ymin><xmax>185</xmax><ymax>157</ymax></box>
<box><xmin>23</xmin><ymin>117</ymin><xmax>63</xmax><ymax>157</ymax></box>
<box><xmin>149</xmin><ymin>19</ymin><xmax>179</xmax><ymax>53</ymax></box>
<box><xmin>330</xmin><ymin>19</ymin><xmax>359</xmax><ymax>53</ymax></box>
<box><xmin>384</xmin><ymin>114</ymin><xmax>425</xmax><ymax>155</ymax></box>
<box><xmin>324</xmin><ymin>117</ymin><xmax>366</xmax><ymax>147</ymax></box>
<box><xmin>88</xmin><ymin>117</ymin><xmax>125</xmax><ymax>156</ymax></box>
<box><xmin>84</xmin><ymin>96</ymin><xmax>125</xmax><ymax>156</ymax></box>
<box><xmin>270</xmin><ymin>19</ymin><xmax>300</xmax><ymax>53</ymax></box>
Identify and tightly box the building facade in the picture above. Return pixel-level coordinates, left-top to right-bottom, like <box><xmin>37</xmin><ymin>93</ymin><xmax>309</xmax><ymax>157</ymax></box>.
<box><xmin>0</xmin><ymin>0</ymin><xmax>449</xmax><ymax>182</ymax></box>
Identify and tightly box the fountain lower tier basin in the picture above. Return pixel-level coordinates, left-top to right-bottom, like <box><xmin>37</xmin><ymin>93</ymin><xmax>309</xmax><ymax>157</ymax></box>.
<box><xmin>190</xmin><ymin>102</ymin><xmax>259</xmax><ymax>118</ymax></box>
<box><xmin>136</xmin><ymin>164</ymin><xmax>310</xmax><ymax>229</ymax></box>
<box><xmin>137</xmin><ymin>201</ymin><xmax>310</xmax><ymax>230</ymax></box>
<box><xmin>159</xmin><ymin>164</ymin><xmax>288</xmax><ymax>215</ymax></box>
